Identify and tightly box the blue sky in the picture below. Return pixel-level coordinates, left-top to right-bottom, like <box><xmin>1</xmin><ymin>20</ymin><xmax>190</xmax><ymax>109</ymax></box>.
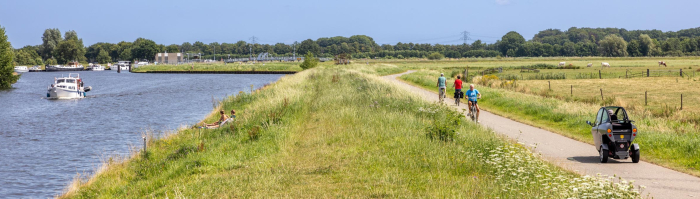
<box><xmin>0</xmin><ymin>0</ymin><xmax>697</xmax><ymax>47</ymax></box>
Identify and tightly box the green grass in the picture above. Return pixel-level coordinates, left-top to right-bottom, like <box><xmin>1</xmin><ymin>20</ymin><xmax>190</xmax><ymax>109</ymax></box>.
<box><xmin>400</xmin><ymin>70</ymin><xmax>700</xmax><ymax>177</ymax></box>
<box><xmin>60</xmin><ymin>68</ymin><xmax>641</xmax><ymax>198</ymax></box>
<box><xmin>365</xmin><ymin>57</ymin><xmax>700</xmax><ymax>81</ymax></box>
<box><xmin>131</xmin><ymin>62</ymin><xmax>303</xmax><ymax>72</ymax></box>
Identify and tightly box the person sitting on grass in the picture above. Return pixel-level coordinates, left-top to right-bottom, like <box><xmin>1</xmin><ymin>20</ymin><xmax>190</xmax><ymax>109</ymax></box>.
<box><xmin>230</xmin><ymin>109</ymin><xmax>236</xmax><ymax>119</ymax></box>
<box><xmin>204</xmin><ymin>110</ymin><xmax>230</xmax><ymax>128</ymax></box>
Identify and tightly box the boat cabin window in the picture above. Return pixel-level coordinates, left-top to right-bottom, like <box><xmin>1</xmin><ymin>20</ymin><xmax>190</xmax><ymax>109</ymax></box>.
<box><xmin>66</xmin><ymin>79</ymin><xmax>75</xmax><ymax>83</ymax></box>
<box><xmin>57</xmin><ymin>79</ymin><xmax>66</xmax><ymax>83</ymax></box>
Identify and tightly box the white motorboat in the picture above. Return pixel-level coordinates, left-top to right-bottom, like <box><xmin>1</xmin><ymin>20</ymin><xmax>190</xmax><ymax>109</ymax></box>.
<box><xmin>92</xmin><ymin>65</ymin><xmax>105</xmax><ymax>71</ymax></box>
<box><xmin>47</xmin><ymin>73</ymin><xmax>91</xmax><ymax>99</ymax></box>
<box><xmin>116</xmin><ymin>61</ymin><xmax>130</xmax><ymax>71</ymax></box>
<box><xmin>14</xmin><ymin>66</ymin><xmax>29</xmax><ymax>73</ymax></box>
<box><xmin>29</xmin><ymin>65</ymin><xmax>42</xmax><ymax>72</ymax></box>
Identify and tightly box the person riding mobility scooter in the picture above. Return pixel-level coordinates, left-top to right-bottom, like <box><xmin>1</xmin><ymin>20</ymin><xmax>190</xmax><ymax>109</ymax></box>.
<box><xmin>586</xmin><ymin>106</ymin><xmax>640</xmax><ymax>163</ymax></box>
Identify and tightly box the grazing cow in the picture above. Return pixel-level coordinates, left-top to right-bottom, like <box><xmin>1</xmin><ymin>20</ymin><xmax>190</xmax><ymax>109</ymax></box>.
<box><xmin>601</xmin><ymin>62</ymin><xmax>610</xmax><ymax>67</ymax></box>
<box><xmin>559</xmin><ymin>62</ymin><xmax>566</xmax><ymax>67</ymax></box>
<box><xmin>658</xmin><ymin>61</ymin><xmax>667</xmax><ymax>67</ymax></box>
<box><xmin>587</xmin><ymin>63</ymin><xmax>593</xmax><ymax>67</ymax></box>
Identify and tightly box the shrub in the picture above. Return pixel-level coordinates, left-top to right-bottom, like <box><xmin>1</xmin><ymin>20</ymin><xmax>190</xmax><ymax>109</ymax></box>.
<box><xmin>396</xmin><ymin>54</ymin><xmax>404</xmax><ymax>59</ymax></box>
<box><xmin>425</xmin><ymin>104</ymin><xmax>462</xmax><ymax>142</ymax></box>
<box><xmin>299</xmin><ymin>52</ymin><xmax>318</xmax><ymax>70</ymax></box>
<box><xmin>427</xmin><ymin>52</ymin><xmax>444</xmax><ymax>60</ymax></box>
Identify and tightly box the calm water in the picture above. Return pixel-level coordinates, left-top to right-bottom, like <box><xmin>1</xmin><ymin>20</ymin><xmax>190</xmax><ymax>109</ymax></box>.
<box><xmin>0</xmin><ymin>70</ymin><xmax>283</xmax><ymax>198</ymax></box>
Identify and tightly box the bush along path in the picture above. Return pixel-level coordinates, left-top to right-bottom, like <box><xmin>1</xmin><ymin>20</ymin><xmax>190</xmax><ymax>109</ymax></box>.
<box><xmin>61</xmin><ymin>68</ymin><xmax>641</xmax><ymax>198</ymax></box>
<box><xmin>388</xmin><ymin>70</ymin><xmax>700</xmax><ymax>199</ymax></box>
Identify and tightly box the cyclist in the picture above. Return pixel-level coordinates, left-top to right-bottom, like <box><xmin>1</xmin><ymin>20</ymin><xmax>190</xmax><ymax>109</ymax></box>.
<box><xmin>436</xmin><ymin>73</ymin><xmax>446</xmax><ymax>102</ymax></box>
<box><xmin>465</xmin><ymin>84</ymin><xmax>482</xmax><ymax>122</ymax></box>
<box><xmin>452</xmin><ymin>75</ymin><xmax>463</xmax><ymax>105</ymax></box>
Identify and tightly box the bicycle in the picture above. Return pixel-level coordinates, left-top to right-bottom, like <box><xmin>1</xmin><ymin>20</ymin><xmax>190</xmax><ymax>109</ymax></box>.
<box><xmin>454</xmin><ymin>91</ymin><xmax>462</xmax><ymax>106</ymax></box>
<box><xmin>469</xmin><ymin>103</ymin><xmax>477</xmax><ymax>122</ymax></box>
<box><xmin>468</xmin><ymin>97</ymin><xmax>481</xmax><ymax>122</ymax></box>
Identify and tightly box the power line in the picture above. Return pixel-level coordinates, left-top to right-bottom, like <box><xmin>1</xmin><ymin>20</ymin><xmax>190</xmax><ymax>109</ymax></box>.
<box><xmin>470</xmin><ymin>34</ymin><xmax>501</xmax><ymax>39</ymax></box>
<box><xmin>460</xmin><ymin>31</ymin><xmax>471</xmax><ymax>44</ymax></box>
<box><xmin>249</xmin><ymin>36</ymin><xmax>258</xmax><ymax>44</ymax></box>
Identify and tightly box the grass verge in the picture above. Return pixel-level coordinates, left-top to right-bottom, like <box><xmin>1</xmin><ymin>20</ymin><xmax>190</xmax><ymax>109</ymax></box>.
<box><xmin>60</xmin><ymin>68</ymin><xmax>642</xmax><ymax>198</ymax></box>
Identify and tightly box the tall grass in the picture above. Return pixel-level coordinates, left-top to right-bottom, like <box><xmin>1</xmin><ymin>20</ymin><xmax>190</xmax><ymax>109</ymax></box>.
<box><xmin>401</xmin><ymin>70</ymin><xmax>700</xmax><ymax>177</ymax></box>
<box><xmin>59</xmin><ymin>68</ymin><xmax>641</xmax><ymax>198</ymax></box>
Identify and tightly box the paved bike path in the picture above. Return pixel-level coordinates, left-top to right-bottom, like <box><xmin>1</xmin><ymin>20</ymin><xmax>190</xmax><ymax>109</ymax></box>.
<box><xmin>384</xmin><ymin>71</ymin><xmax>700</xmax><ymax>199</ymax></box>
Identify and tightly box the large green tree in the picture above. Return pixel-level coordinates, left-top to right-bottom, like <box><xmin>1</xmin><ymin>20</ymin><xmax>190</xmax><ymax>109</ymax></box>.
<box><xmin>14</xmin><ymin>50</ymin><xmax>34</xmax><ymax>65</ymax></box>
<box><xmin>0</xmin><ymin>26</ymin><xmax>19</xmax><ymax>89</ymax></box>
<box><xmin>96</xmin><ymin>49</ymin><xmax>111</xmax><ymax>64</ymax></box>
<box><xmin>499</xmin><ymin>31</ymin><xmax>525</xmax><ymax>56</ymax></box>
<box><xmin>165</xmin><ymin>44</ymin><xmax>179</xmax><ymax>53</ymax></box>
<box><xmin>54</xmin><ymin>39</ymin><xmax>81</xmax><ymax>64</ymax></box>
<box><xmin>638</xmin><ymin>34</ymin><xmax>655</xmax><ymax>56</ymax></box>
<box><xmin>41</xmin><ymin>28</ymin><xmax>62</xmax><ymax>59</ymax></box>
<box><xmin>297</xmin><ymin>39</ymin><xmax>320</xmax><ymax>55</ymax></box>
<box><xmin>119</xmin><ymin>48</ymin><xmax>132</xmax><ymax>61</ymax></box>
<box><xmin>131</xmin><ymin>38</ymin><xmax>158</xmax><ymax>61</ymax></box>
<box><xmin>53</xmin><ymin>30</ymin><xmax>86</xmax><ymax>64</ymax></box>
<box><xmin>598</xmin><ymin>34</ymin><xmax>628</xmax><ymax>57</ymax></box>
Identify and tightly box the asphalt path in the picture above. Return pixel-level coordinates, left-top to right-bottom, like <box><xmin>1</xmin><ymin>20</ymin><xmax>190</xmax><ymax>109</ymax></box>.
<box><xmin>384</xmin><ymin>71</ymin><xmax>700</xmax><ymax>199</ymax></box>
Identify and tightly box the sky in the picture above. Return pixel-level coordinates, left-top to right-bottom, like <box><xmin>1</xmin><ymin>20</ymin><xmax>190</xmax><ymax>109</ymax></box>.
<box><xmin>0</xmin><ymin>0</ymin><xmax>698</xmax><ymax>47</ymax></box>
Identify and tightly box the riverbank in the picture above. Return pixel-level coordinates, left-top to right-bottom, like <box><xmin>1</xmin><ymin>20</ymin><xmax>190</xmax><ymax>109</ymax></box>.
<box><xmin>131</xmin><ymin>62</ymin><xmax>302</xmax><ymax>73</ymax></box>
<box><xmin>58</xmin><ymin>67</ymin><xmax>640</xmax><ymax>198</ymax></box>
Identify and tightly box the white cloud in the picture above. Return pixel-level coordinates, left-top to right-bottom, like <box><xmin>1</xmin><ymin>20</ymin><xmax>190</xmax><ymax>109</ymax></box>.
<box><xmin>496</xmin><ymin>0</ymin><xmax>510</xmax><ymax>5</ymax></box>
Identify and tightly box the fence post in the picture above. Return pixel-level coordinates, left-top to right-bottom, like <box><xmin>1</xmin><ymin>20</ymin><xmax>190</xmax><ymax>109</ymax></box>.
<box><xmin>645</xmin><ymin>91</ymin><xmax>647</xmax><ymax>106</ymax></box>
<box><xmin>680</xmin><ymin>69</ymin><xmax>683</xmax><ymax>77</ymax></box>
<box><xmin>681</xmin><ymin>94</ymin><xmax>683</xmax><ymax>110</ymax></box>
<box><xmin>548</xmin><ymin>81</ymin><xmax>551</xmax><ymax>90</ymax></box>
<box><xmin>600</xmin><ymin>89</ymin><xmax>604</xmax><ymax>102</ymax></box>
<box><xmin>599</xmin><ymin>70</ymin><xmax>602</xmax><ymax>79</ymax></box>
<box><xmin>647</xmin><ymin>69</ymin><xmax>649</xmax><ymax>77</ymax></box>
<box><xmin>143</xmin><ymin>136</ymin><xmax>147</xmax><ymax>152</ymax></box>
<box><xmin>571</xmin><ymin>85</ymin><xmax>573</xmax><ymax>96</ymax></box>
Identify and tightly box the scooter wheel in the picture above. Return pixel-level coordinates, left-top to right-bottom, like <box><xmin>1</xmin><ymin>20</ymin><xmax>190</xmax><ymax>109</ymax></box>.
<box><xmin>631</xmin><ymin>150</ymin><xmax>640</xmax><ymax>163</ymax></box>
<box><xmin>600</xmin><ymin>148</ymin><xmax>609</xmax><ymax>163</ymax></box>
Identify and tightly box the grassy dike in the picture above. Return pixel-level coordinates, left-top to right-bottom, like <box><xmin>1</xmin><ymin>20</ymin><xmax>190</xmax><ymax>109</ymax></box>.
<box><xmin>60</xmin><ymin>68</ymin><xmax>640</xmax><ymax>198</ymax></box>
<box><xmin>400</xmin><ymin>70</ymin><xmax>700</xmax><ymax>177</ymax></box>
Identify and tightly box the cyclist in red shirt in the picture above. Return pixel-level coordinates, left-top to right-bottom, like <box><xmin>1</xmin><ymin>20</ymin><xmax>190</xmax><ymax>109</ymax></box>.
<box><xmin>452</xmin><ymin>75</ymin><xmax>463</xmax><ymax>105</ymax></box>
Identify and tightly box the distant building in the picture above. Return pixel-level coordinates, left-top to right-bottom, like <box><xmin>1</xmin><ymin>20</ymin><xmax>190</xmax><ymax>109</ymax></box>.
<box><xmin>155</xmin><ymin>53</ymin><xmax>183</xmax><ymax>64</ymax></box>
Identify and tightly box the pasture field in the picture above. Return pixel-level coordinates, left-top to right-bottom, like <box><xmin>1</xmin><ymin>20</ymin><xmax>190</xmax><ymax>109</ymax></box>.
<box><xmin>59</xmin><ymin>67</ymin><xmax>640</xmax><ymax>198</ymax></box>
<box><xmin>131</xmin><ymin>62</ymin><xmax>303</xmax><ymax>72</ymax></box>
<box><xmin>365</xmin><ymin>57</ymin><xmax>700</xmax><ymax>80</ymax></box>
<box><xmin>368</xmin><ymin>56</ymin><xmax>700</xmax><ymax>69</ymax></box>
<box><xmin>399</xmin><ymin>68</ymin><xmax>700</xmax><ymax>177</ymax></box>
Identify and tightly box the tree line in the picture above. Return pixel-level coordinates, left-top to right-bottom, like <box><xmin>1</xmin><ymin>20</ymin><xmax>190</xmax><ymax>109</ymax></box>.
<box><xmin>10</xmin><ymin>27</ymin><xmax>700</xmax><ymax>66</ymax></box>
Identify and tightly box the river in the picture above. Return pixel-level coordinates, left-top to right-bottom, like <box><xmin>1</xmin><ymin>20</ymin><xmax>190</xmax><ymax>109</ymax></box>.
<box><xmin>0</xmin><ymin>70</ymin><xmax>283</xmax><ymax>198</ymax></box>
